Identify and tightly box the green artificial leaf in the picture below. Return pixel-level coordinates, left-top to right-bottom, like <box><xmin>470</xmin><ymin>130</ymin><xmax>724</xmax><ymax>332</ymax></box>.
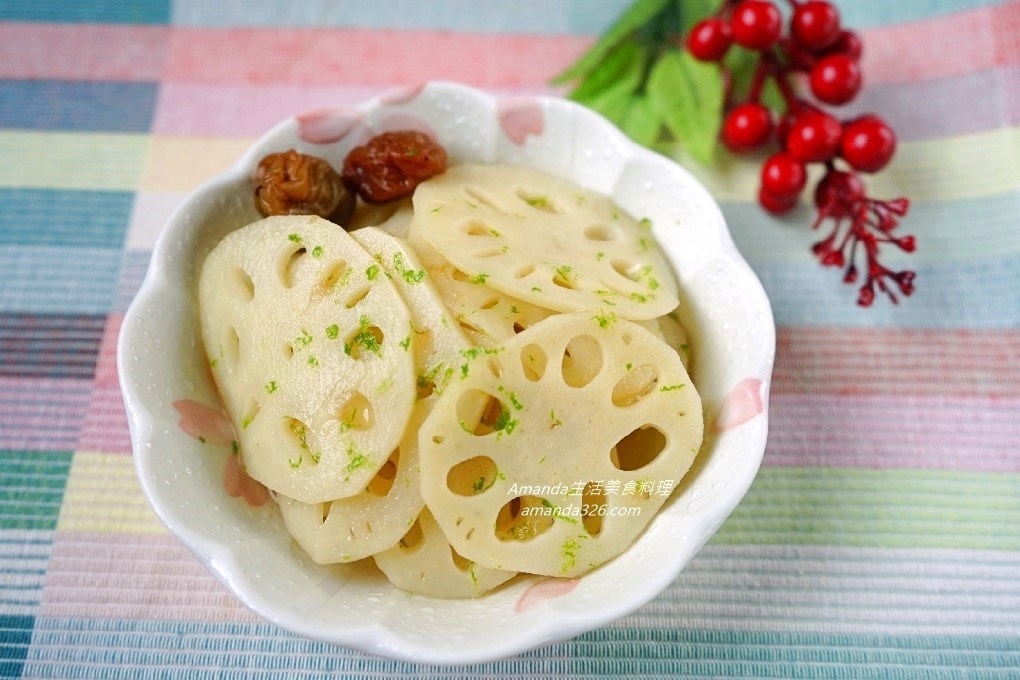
<box><xmin>760</xmin><ymin>78</ymin><xmax>787</xmax><ymax>116</ymax></box>
<box><xmin>724</xmin><ymin>48</ymin><xmax>754</xmax><ymax>95</ymax></box>
<box><xmin>568</xmin><ymin>40</ymin><xmax>644</xmax><ymax>102</ymax></box>
<box><xmin>578</xmin><ymin>73</ymin><xmax>641</xmax><ymax>126</ymax></box>
<box><xmin>570</xmin><ymin>45</ymin><xmax>648</xmax><ymax>125</ymax></box>
<box><xmin>551</xmin><ymin>0</ymin><xmax>670</xmax><ymax>84</ymax></box>
<box><xmin>620</xmin><ymin>96</ymin><xmax>662</xmax><ymax>147</ymax></box>
<box><xmin>647</xmin><ymin>49</ymin><xmax>724</xmax><ymax>164</ymax></box>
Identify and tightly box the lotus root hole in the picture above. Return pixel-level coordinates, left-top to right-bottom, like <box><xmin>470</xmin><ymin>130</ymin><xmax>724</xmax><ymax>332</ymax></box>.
<box><xmin>512</xmin><ymin>322</ymin><xmax>526</xmax><ymax>334</ymax></box>
<box><xmin>278</xmin><ymin>244</ymin><xmax>309</xmax><ymax>289</ymax></box>
<box><xmin>336</xmin><ymin>391</ymin><xmax>374</xmax><ymax>431</ymax></box>
<box><xmin>520</xmin><ymin>343</ymin><xmax>547</xmax><ymax>381</ymax></box>
<box><xmin>366</xmin><ymin>450</ymin><xmax>398</xmax><ymax>496</ymax></box>
<box><xmin>480</xmin><ymin>297</ymin><xmax>499</xmax><ymax>310</ymax></box>
<box><xmin>455</xmin><ymin>390</ymin><xmax>511</xmax><ymax>437</ymax></box>
<box><xmin>452</xmin><ymin>269</ymin><xmax>472</xmax><ymax>283</ymax></box>
<box><xmin>611</xmin><ymin>258</ymin><xmax>642</xmax><ymax>283</ymax></box>
<box><xmin>321</xmin><ymin>259</ymin><xmax>349</xmax><ymax>290</ymax></box>
<box><xmin>417</xmin><ymin>380</ymin><xmax>435</xmax><ymax>401</ymax></box>
<box><xmin>514</xmin><ymin>263</ymin><xmax>535</xmax><ymax>279</ymax></box>
<box><xmin>610</xmin><ymin>425</ymin><xmax>667</xmax><ymax>472</ymax></box>
<box><xmin>458</xmin><ymin>319</ymin><xmax>482</xmax><ymax>336</ymax></box>
<box><xmin>582</xmin><ymin>482</ymin><xmax>607</xmax><ymax>536</ymax></box>
<box><xmin>415</xmin><ymin>329</ymin><xmax>434</xmax><ymax>356</ymax></box>
<box><xmin>222</xmin><ymin>325</ymin><xmax>240</xmax><ymax>365</ymax></box>
<box><xmin>495</xmin><ymin>496</ymin><xmax>554</xmax><ymax>542</ymax></box>
<box><xmin>584</xmin><ymin>224</ymin><xmax>616</xmax><ymax>242</ymax></box>
<box><xmin>598</xmin><ymin>277</ymin><xmax>631</xmax><ymax>297</ymax></box>
<box><xmin>464</xmin><ymin>186</ymin><xmax>505</xmax><ymax>213</ymax></box>
<box><xmin>345</xmin><ymin>325</ymin><xmax>384</xmax><ymax>360</ymax></box>
<box><xmin>611</xmin><ymin>365</ymin><xmax>659</xmax><ymax>407</ymax></box>
<box><xmin>232</xmin><ymin>267</ymin><xmax>255</xmax><ymax>300</ymax></box>
<box><xmin>398</xmin><ymin>518</ymin><xmax>424</xmax><ymax>550</ymax></box>
<box><xmin>241</xmin><ymin>398</ymin><xmax>261</xmax><ymax>429</ymax></box>
<box><xmin>552</xmin><ymin>269</ymin><xmax>578</xmax><ymax>290</ymax></box>
<box><xmin>561</xmin><ymin>335</ymin><xmax>603</xmax><ymax>388</ymax></box>
<box><xmin>344</xmin><ymin>285</ymin><xmax>370</xmax><ymax>309</ymax></box>
<box><xmin>474</xmin><ymin>246</ymin><xmax>507</xmax><ymax>259</ymax></box>
<box><xmin>516</xmin><ymin>189</ymin><xmax>560</xmax><ymax>214</ymax></box>
<box><xmin>487</xmin><ymin>358</ymin><xmax>503</xmax><ymax>379</ymax></box>
<box><xmin>282</xmin><ymin>416</ymin><xmax>313</xmax><ymax>463</ymax></box>
<box><xmin>450</xmin><ymin>546</ymin><xmax>473</xmax><ymax>572</ymax></box>
<box><xmin>446</xmin><ymin>455</ymin><xmax>499</xmax><ymax>496</ymax></box>
<box><xmin>460</xmin><ymin>219</ymin><xmax>496</xmax><ymax>237</ymax></box>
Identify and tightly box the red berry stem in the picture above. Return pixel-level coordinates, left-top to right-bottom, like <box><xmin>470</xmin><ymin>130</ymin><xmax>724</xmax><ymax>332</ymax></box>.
<box><xmin>811</xmin><ymin>165</ymin><xmax>914</xmax><ymax>306</ymax></box>
<box><xmin>747</xmin><ymin>60</ymin><xmax>769</xmax><ymax>103</ymax></box>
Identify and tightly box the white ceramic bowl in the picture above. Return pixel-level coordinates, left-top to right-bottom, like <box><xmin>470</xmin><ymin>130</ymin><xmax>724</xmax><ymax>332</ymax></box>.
<box><xmin>118</xmin><ymin>81</ymin><xmax>775</xmax><ymax>664</ymax></box>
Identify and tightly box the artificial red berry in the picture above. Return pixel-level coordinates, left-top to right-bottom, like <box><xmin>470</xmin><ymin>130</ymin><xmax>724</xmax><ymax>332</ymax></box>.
<box><xmin>687</xmin><ymin>18</ymin><xmax>733</xmax><ymax>62</ymax></box>
<box><xmin>731</xmin><ymin>0</ymin><xmax>782</xmax><ymax>51</ymax></box>
<box><xmin>785</xmin><ymin>111</ymin><xmax>842</xmax><ymax>162</ymax></box>
<box><xmin>810</xmin><ymin>53</ymin><xmax>862</xmax><ymax>105</ymax></box>
<box><xmin>761</xmin><ymin>152</ymin><xmax>808</xmax><ymax>198</ymax></box>
<box><xmin>791</xmin><ymin>1</ymin><xmax>841</xmax><ymax>52</ymax></box>
<box><xmin>841</xmin><ymin>116</ymin><xmax>897</xmax><ymax>173</ymax></box>
<box><xmin>722</xmin><ymin>103</ymin><xmax>774</xmax><ymax>152</ymax></box>
<box><xmin>759</xmin><ymin>187</ymin><xmax>798</xmax><ymax>215</ymax></box>
<box><xmin>814</xmin><ymin>169</ymin><xmax>865</xmax><ymax>218</ymax></box>
<box><xmin>825</xmin><ymin>30</ymin><xmax>863</xmax><ymax>60</ymax></box>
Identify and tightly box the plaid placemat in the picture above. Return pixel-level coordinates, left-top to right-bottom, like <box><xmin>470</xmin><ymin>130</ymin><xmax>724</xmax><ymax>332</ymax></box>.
<box><xmin>1</xmin><ymin>1</ymin><xmax>1018</xmax><ymax>677</ymax></box>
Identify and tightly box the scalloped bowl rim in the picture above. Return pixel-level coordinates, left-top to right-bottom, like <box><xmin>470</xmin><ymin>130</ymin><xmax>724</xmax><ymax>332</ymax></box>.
<box><xmin>118</xmin><ymin>81</ymin><xmax>775</xmax><ymax>665</ymax></box>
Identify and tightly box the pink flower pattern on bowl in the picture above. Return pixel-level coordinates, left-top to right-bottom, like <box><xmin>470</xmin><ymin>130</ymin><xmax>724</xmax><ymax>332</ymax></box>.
<box><xmin>295</xmin><ymin>107</ymin><xmax>364</xmax><ymax>144</ymax></box>
<box><xmin>497</xmin><ymin>98</ymin><xmax>544</xmax><ymax>145</ymax></box>
<box><xmin>172</xmin><ymin>399</ymin><xmax>268</xmax><ymax>507</ymax></box>
<box><xmin>514</xmin><ymin>577</ymin><xmax>580</xmax><ymax>612</ymax></box>
<box><xmin>714</xmin><ymin>378</ymin><xmax>766</xmax><ymax>433</ymax></box>
<box><xmin>222</xmin><ymin>452</ymin><xmax>270</xmax><ymax>507</ymax></box>
<box><xmin>173</xmin><ymin>399</ymin><xmax>235</xmax><ymax>445</ymax></box>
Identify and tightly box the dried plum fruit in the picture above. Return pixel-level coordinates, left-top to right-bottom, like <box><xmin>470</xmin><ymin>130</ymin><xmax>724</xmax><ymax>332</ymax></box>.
<box><xmin>342</xmin><ymin>130</ymin><xmax>447</xmax><ymax>204</ymax></box>
<box><xmin>254</xmin><ymin>150</ymin><xmax>356</xmax><ymax>226</ymax></box>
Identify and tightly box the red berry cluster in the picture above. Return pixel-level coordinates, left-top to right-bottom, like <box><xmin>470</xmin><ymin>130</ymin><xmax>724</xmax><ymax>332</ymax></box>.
<box><xmin>686</xmin><ymin>0</ymin><xmax>915</xmax><ymax>306</ymax></box>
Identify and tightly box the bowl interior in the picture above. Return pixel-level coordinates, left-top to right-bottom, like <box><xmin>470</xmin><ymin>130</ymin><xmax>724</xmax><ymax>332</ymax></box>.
<box><xmin>119</xmin><ymin>81</ymin><xmax>775</xmax><ymax>664</ymax></box>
